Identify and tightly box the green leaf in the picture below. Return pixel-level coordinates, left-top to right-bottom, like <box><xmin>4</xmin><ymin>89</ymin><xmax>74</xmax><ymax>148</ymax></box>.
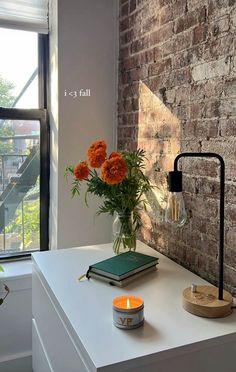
<box><xmin>64</xmin><ymin>165</ymin><xmax>74</xmax><ymax>180</ymax></box>
<box><xmin>0</xmin><ymin>265</ymin><xmax>4</xmax><ymax>272</ymax></box>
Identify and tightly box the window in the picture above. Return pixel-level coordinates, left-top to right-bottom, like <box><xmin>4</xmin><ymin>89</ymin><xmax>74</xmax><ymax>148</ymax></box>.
<box><xmin>0</xmin><ymin>2</ymin><xmax>49</xmax><ymax>259</ymax></box>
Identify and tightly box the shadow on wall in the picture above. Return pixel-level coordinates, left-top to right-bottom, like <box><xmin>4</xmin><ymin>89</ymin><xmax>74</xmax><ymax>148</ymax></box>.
<box><xmin>137</xmin><ymin>81</ymin><xmax>180</xmax><ymax>252</ymax></box>
<box><xmin>118</xmin><ymin>80</ymin><xmax>181</xmax><ymax>255</ymax></box>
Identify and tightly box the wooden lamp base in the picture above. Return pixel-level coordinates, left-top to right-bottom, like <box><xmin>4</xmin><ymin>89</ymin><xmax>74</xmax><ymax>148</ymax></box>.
<box><xmin>182</xmin><ymin>285</ymin><xmax>233</xmax><ymax>318</ymax></box>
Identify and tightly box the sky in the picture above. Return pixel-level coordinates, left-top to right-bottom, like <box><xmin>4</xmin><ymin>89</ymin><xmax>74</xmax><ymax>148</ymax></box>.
<box><xmin>0</xmin><ymin>27</ymin><xmax>38</xmax><ymax>108</ymax></box>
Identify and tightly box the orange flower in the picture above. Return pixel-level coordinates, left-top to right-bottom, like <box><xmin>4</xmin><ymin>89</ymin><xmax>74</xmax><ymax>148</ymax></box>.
<box><xmin>73</xmin><ymin>161</ymin><xmax>89</xmax><ymax>181</ymax></box>
<box><xmin>88</xmin><ymin>148</ymin><xmax>106</xmax><ymax>168</ymax></box>
<box><xmin>87</xmin><ymin>140</ymin><xmax>106</xmax><ymax>158</ymax></box>
<box><xmin>101</xmin><ymin>156</ymin><xmax>127</xmax><ymax>185</ymax></box>
<box><xmin>109</xmin><ymin>151</ymin><xmax>122</xmax><ymax>159</ymax></box>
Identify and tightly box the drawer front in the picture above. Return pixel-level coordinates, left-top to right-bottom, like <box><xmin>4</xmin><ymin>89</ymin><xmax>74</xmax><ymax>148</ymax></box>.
<box><xmin>32</xmin><ymin>268</ymin><xmax>90</xmax><ymax>372</ymax></box>
<box><xmin>32</xmin><ymin>319</ymin><xmax>53</xmax><ymax>372</ymax></box>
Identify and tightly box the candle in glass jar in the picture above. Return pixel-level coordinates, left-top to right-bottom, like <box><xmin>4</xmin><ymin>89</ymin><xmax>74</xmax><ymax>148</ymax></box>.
<box><xmin>112</xmin><ymin>295</ymin><xmax>144</xmax><ymax>329</ymax></box>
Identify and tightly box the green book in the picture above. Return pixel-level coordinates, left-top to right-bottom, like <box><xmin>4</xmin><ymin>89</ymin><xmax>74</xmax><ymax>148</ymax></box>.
<box><xmin>86</xmin><ymin>251</ymin><xmax>159</xmax><ymax>281</ymax></box>
<box><xmin>88</xmin><ymin>265</ymin><xmax>158</xmax><ymax>287</ymax></box>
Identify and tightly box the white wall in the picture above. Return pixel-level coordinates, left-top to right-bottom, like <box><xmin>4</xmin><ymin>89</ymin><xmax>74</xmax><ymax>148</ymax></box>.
<box><xmin>50</xmin><ymin>0</ymin><xmax>118</xmax><ymax>250</ymax></box>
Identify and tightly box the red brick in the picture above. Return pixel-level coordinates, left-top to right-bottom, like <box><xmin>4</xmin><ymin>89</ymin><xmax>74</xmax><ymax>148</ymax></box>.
<box><xmin>172</xmin><ymin>67</ymin><xmax>192</xmax><ymax>85</ymax></box>
<box><xmin>153</xmin><ymin>46</ymin><xmax>163</xmax><ymax>61</ymax></box>
<box><xmin>195</xmin><ymin>119</ymin><xmax>219</xmax><ymax>138</ymax></box>
<box><xmin>159</xmin><ymin>5</ymin><xmax>173</xmax><ymax>25</ymax></box>
<box><xmin>225</xmin><ymin>204</ymin><xmax>236</xmax><ymax>226</ymax></box>
<box><xmin>220</xmin><ymin>99</ymin><xmax>236</xmax><ymax>116</ymax></box>
<box><xmin>122</xmin><ymin>55</ymin><xmax>140</xmax><ymax>70</ymax></box>
<box><xmin>172</xmin><ymin>49</ymin><xmax>192</xmax><ymax>69</ymax></box>
<box><xmin>150</xmin><ymin>23</ymin><xmax>173</xmax><ymax>45</ymax></box>
<box><xmin>182</xmin><ymin>120</ymin><xmax>195</xmax><ymax>138</ymax></box>
<box><xmin>121</xmin><ymin>3</ymin><xmax>129</xmax><ymax>17</ymax></box>
<box><xmin>149</xmin><ymin>58</ymin><xmax>172</xmax><ymax>76</ymax></box>
<box><xmin>175</xmin><ymin>85</ymin><xmax>191</xmax><ymax>104</ymax></box>
<box><xmin>220</xmin><ymin>118</ymin><xmax>236</xmax><ymax>136</ymax></box>
<box><xmin>193</xmin><ymin>24</ymin><xmax>208</xmax><ymax>44</ymax></box>
<box><xmin>119</xmin><ymin>46</ymin><xmax>129</xmax><ymax>59</ymax></box>
<box><xmin>120</xmin><ymin>18</ymin><xmax>130</xmax><ymax>32</ymax></box>
<box><xmin>172</xmin><ymin>0</ymin><xmax>188</xmax><ymax>18</ymax></box>
<box><xmin>203</xmin><ymin>100</ymin><xmax>220</xmax><ymax>118</ymax></box>
<box><xmin>162</xmin><ymin>39</ymin><xmax>175</xmax><ymax>57</ymax></box>
<box><xmin>175</xmin><ymin>11</ymin><xmax>198</xmax><ymax>33</ymax></box>
<box><xmin>130</xmin><ymin>66</ymin><xmax>148</xmax><ymax>80</ymax></box>
<box><xmin>225</xmin><ymin>227</ymin><xmax>236</xmax><ymax>247</ymax></box>
<box><xmin>190</xmin><ymin>83</ymin><xmax>205</xmax><ymax>101</ymax></box>
<box><xmin>122</xmin><ymin>83</ymin><xmax>139</xmax><ymax>98</ymax></box>
<box><xmin>224</xmin><ymin>78</ymin><xmax>236</xmax><ymax>98</ymax></box>
<box><xmin>140</xmin><ymin>49</ymin><xmax>155</xmax><ymax>64</ymax></box>
<box><xmin>120</xmin><ymin>29</ymin><xmax>134</xmax><ymax>45</ymax></box>
<box><xmin>204</xmin><ymin>80</ymin><xmax>224</xmax><ymax>98</ymax></box>
<box><xmin>225</xmin><ymin>183</ymin><xmax>236</xmax><ymax>204</ymax></box>
<box><xmin>225</xmin><ymin>247</ymin><xmax>236</xmax><ymax>270</ymax></box>
<box><xmin>173</xmin><ymin>29</ymin><xmax>193</xmax><ymax>52</ymax></box>
<box><xmin>131</xmin><ymin>35</ymin><xmax>149</xmax><ymax>53</ymax></box>
<box><xmin>190</xmin><ymin>103</ymin><xmax>203</xmax><ymax>120</ymax></box>
<box><xmin>129</xmin><ymin>0</ymin><xmax>136</xmax><ymax>13</ymax></box>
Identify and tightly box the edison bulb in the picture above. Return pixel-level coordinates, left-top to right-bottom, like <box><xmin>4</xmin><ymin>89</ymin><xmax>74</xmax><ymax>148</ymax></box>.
<box><xmin>165</xmin><ymin>192</ymin><xmax>187</xmax><ymax>227</ymax></box>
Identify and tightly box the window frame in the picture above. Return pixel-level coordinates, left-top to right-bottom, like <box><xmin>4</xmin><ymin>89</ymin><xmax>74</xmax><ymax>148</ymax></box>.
<box><xmin>0</xmin><ymin>33</ymin><xmax>49</xmax><ymax>260</ymax></box>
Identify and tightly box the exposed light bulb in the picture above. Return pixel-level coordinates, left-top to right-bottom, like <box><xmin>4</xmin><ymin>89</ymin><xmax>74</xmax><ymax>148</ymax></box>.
<box><xmin>165</xmin><ymin>192</ymin><xmax>187</xmax><ymax>227</ymax></box>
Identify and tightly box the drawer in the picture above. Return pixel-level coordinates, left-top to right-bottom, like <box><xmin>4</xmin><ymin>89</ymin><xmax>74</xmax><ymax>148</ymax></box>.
<box><xmin>32</xmin><ymin>267</ymin><xmax>90</xmax><ymax>372</ymax></box>
<box><xmin>32</xmin><ymin>318</ymin><xmax>53</xmax><ymax>372</ymax></box>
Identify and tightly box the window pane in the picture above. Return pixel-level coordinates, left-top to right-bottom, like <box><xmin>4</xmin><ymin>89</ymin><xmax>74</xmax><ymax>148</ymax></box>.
<box><xmin>0</xmin><ymin>28</ymin><xmax>38</xmax><ymax>109</ymax></box>
<box><xmin>0</xmin><ymin>119</ymin><xmax>40</xmax><ymax>255</ymax></box>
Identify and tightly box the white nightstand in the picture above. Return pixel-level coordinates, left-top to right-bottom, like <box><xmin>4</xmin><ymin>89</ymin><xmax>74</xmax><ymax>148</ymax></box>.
<box><xmin>32</xmin><ymin>241</ymin><xmax>236</xmax><ymax>372</ymax></box>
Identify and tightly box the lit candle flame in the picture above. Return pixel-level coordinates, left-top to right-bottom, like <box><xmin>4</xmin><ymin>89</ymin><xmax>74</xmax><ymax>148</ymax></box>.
<box><xmin>126</xmin><ymin>298</ymin><xmax>131</xmax><ymax>309</ymax></box>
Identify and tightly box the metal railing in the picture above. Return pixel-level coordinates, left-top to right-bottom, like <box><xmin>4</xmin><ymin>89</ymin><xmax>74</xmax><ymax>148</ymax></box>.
<box><xmin>0</xmin><ymin>154</ymin><xmax>27</xmax><ymax>192</ymax></box>
<box><xmin>0</xmin><ymin>135</ymin><xmax>40</xmax><ymax>253</ymax></box>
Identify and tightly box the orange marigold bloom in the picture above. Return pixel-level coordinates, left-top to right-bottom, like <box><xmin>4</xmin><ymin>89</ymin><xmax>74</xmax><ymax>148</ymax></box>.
<box><xmin>87</xmin><ymin>140</ymin><xmax>106</xmax><ymax>158</ymax></box>
<box><xmin>101</xmin><ymin>156</ymin><xmax>127</xmax><ymax>185</ymax></box>
<box><xmin>109</xmin><ymin>151</ymin><xmax>122</xmax><ymax>159</ymax></box>
<box><xmin>73</xmin><ymin>161</ymin><xmax>89</xmax><ymax>181</ymax></box>
<box><xmin>88</xmin><ymin>148</ymin><xmax>106</xmax><ymax>168</ymax></box>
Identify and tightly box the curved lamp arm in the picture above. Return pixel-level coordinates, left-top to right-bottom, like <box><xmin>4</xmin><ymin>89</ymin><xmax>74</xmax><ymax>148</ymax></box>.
<box><xmin>169</xmin><ymin>152</ymin><xmax>225</xmax><ymax>301</ymax></box>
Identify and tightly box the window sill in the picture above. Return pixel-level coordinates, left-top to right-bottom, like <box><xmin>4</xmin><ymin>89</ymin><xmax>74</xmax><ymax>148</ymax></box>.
<box><xmin>0</xmin><ymin>259</ymin><xmax>32</xmax><ymax>292</ymax></box>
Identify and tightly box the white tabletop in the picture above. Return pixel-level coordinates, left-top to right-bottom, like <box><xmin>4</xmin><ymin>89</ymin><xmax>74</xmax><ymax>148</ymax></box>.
<box><xmin>32</xmin><ymin>241</ymin><xmax>236</xmax><ymax>371</ymax></box>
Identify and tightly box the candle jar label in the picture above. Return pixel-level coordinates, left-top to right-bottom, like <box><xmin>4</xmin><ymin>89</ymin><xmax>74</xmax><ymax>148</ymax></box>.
<box><xmin>113</xmin><ymin>307</ymin><xmax>144</xmax><ymax>329</ymax></box>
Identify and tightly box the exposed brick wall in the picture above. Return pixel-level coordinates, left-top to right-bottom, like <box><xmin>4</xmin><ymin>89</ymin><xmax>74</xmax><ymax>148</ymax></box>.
<box><xmin>118</xmin><ymin>0</ymin><xmax>236</xmax><ymax>294</ymax></box>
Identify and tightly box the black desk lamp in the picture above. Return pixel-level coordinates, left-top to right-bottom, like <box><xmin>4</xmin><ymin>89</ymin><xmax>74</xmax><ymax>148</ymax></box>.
<box><xmin>166</xmin><ymin>152</ymin><xmax>233</xmax><ymax>318</ymax></box>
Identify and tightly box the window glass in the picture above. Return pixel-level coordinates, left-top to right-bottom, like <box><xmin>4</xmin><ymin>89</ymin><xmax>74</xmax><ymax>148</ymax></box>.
<box><xmin>0</xmin><ymin>119</ymin><xmax>40</xmax><ymax>255</ymax></box>
<box><xmin>0</xmin><ymin>28</ymin><xmax>38</xmax><ymax>109</ymax></box>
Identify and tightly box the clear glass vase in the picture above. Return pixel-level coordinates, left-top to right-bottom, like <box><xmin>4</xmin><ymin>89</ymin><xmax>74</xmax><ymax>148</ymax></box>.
<box><xmin>112</xmin><ymin>212</ymin><xmax>136</xmax><ymax>255</ymax></box>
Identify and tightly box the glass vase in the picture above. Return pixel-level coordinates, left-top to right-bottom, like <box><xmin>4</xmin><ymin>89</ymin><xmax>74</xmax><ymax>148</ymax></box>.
<box><xmin>112</xmin><ymin>212</ymin><xmax>136</xmax><ymax>255</ymax></box>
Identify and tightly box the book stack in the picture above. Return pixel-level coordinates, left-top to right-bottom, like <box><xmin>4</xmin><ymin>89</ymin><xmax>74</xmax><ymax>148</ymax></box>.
<box><xmin>86</xmin><ymin>251</ymin><xmax>159</xmax><ymax>287</ymax></box>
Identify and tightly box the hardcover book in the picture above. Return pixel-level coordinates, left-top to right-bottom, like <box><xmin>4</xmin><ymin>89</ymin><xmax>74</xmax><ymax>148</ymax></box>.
<box><xmin>88</xmin><ymin>265</ymin><xmax>158</xmax><ymax>287</ymax></box>
<box><xmin>86</xmin><ymin>251</ymin><xmax>159</xmax><ymax>281</ymax></box>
